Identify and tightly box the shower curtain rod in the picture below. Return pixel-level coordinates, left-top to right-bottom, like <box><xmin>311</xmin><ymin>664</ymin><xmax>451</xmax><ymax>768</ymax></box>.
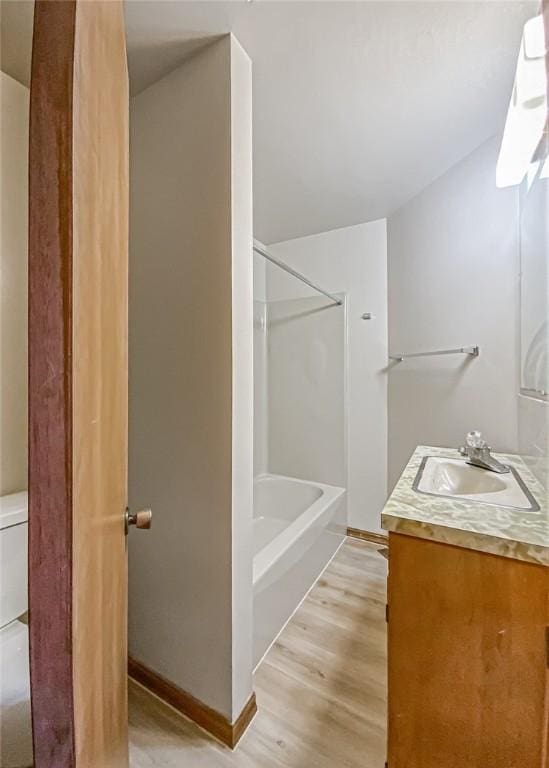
<box><xmin>253</xmin><ymin>240</ymin><xmax>343</xmax><ymax>306</ymax></box>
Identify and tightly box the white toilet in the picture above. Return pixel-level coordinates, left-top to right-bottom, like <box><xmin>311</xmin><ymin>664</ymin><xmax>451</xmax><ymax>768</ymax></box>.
<box><xmin>0</xmin><ymin>491</ymin><xmax>33</xmax><ymax>768</ymax></box>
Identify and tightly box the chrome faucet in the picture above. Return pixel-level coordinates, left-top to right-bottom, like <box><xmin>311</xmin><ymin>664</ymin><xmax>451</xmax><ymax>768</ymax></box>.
<box><xmin>459</xmin><ymin>431</ymin><xmax>510</xmax><ymax>474</ymax></box>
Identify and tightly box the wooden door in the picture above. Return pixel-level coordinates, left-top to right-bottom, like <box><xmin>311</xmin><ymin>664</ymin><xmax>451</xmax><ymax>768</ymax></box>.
<box><xmin>28</xmin><ymin>1</ymin><xmax>129</xmax><ymax>766</ymax></box>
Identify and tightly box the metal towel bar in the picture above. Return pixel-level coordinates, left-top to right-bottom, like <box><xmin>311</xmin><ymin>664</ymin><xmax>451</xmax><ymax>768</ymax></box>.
<box><xmin>389</xmin><ymin>346</ymin><xmax>480</xmax><ymax>362</ymax></box>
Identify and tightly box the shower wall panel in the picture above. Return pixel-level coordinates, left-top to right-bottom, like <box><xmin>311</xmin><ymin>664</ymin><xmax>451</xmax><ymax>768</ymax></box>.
<box><xmin>267</xmin><ymin>296</ymin><xmax>346</xmax><ymax>491</ymax></box>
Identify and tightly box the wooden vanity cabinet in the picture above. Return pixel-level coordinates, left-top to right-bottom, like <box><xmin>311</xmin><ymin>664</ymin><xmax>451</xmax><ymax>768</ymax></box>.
<box><xmin>386</xmin><ymin>532</ymin><xmax>549</xmax><ymax>768</ymax></box>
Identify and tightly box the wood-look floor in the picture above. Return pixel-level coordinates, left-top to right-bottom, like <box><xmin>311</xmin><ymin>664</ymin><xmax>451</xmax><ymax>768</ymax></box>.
<box><xmin>129</xmin><ymin>539</ymin><xmax>388</xmax><ymax>767</ymax></box>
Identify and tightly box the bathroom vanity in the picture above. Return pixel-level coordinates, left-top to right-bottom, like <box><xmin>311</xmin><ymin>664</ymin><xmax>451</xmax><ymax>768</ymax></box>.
<box><xmin>382</xmin><ymin>446</ymin><xmax>548</xmax><ymax>768</ymax></box>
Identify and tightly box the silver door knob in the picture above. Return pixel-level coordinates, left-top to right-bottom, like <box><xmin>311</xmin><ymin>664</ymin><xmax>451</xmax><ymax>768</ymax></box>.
<box><xmin>125</xmin><ymin>508</ymin><xmax>152</xmax><ymax>534</ymax></box>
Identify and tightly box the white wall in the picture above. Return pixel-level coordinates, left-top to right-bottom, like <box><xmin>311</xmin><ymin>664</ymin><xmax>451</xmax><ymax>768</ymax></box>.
<box><xmin>1</xmin><ymin>72</ymin><xmax>28</xmax><ymax>496</ymax></box>
<box><xmin>388</xmin><ymin>136</ymin><xmax>520</xmax><ymax>489</ymax></box>
<box><xmin>253</xmin><ymin>255</ymin><xmax>268</xmax><ymax>475</ymax></box>
<box><xmin>229</xmin><ymin>35</ymin><xmax>254</xmax><ymax>717</ymax></box>
<box><xmin>266</xmin><ymin>221</ymin><xmax>388</xmax><ymax>533</ymax></box>
<box><xmin>128</xmin><ymin>35</ymin><xmax>253</xmax><ymax>722</ymax></box>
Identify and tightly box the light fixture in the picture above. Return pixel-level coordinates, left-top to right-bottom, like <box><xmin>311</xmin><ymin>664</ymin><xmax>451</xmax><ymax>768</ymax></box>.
<box><xmin>496</xmin><ymin>14</ymin><xmax>548</xmax><ymax>188</ymax></box>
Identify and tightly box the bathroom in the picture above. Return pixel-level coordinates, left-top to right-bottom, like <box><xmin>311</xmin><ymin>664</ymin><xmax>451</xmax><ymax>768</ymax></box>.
<box><xmin>1</xmin><ymin>0</ymin><xmax>548</xmax><ymax>766</ymax></box>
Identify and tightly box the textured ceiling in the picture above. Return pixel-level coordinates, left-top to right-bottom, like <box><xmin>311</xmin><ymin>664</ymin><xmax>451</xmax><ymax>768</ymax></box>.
<box><xmin>128</xmin><ymin>1</ymin><xmax>536</xmax><ymax>242</ymax></box>
<box><xmin>1</xmin><ymin>1</ymin><xmax>535</xmax><ymax>243</ymax></box>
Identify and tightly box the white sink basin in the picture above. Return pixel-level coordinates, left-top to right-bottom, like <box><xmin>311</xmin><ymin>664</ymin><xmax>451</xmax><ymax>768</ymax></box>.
<box><xmin>413</xmin><ymin>456</ymin><xmax>539</xmax><ymax>511</ymax></box>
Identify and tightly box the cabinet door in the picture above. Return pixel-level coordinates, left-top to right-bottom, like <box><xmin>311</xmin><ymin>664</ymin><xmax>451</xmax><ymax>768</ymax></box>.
<box><xmin>387</xmin><ymin>532</ymin><xmax>549</xmax><ymax>768</ymax></box>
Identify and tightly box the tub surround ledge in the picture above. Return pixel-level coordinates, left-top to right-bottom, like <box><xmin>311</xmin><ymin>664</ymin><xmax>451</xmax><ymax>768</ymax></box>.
<box><xmin>252</xmin><ymin>473</ymin><xmax>346</xmax><ymax>668</ymax></box>
<box><xmin>382</xmin><ymin>445</ymin><xmax>548</xmax><ymax>566</ymax></box>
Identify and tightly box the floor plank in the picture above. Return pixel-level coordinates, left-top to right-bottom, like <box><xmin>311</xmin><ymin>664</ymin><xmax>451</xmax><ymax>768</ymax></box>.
<box><xmin>129</xmin><ymin>538</ymin><xmax>388</xmax><ymax>767</ymax></box>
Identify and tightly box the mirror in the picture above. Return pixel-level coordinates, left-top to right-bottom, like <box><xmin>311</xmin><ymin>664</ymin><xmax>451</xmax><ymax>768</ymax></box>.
<box><xmin>520</xmin><ymin>138</ymin><xmax>549</xmax><ymax>401</ymax></box>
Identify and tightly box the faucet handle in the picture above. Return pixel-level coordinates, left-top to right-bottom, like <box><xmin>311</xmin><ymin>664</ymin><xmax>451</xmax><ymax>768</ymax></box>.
<box><xmin>466</xmin><ymin>430</ymin><xmax>486</xmax><ymax>449</ymax></box>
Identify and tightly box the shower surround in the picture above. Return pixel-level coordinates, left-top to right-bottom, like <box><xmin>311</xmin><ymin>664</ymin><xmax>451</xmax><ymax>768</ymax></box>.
<box><xmin>252</xmin><ymin>281</ymin><xmax>347</xmax><ymax>665</ymax></box>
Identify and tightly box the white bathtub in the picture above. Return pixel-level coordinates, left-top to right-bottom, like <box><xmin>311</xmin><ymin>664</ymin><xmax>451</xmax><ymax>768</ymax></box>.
<box><xmin>253</xmin><ymin>473</ymin><xmax>346</xmax><ymax>668</ymax></box>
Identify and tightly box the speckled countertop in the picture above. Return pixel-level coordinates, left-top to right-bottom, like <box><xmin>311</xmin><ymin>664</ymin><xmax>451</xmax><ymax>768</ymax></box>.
<box><xmin>381</xmin><ymin>446</ymin><xmax>548</xmax><ymax>566</ymax></box>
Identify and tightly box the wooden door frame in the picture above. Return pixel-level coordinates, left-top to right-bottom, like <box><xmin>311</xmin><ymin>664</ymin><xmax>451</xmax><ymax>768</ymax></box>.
<box><xmin>28</xmin><ymin>1</ymin><xmax>77</xmax><ymax>764</ymax></box>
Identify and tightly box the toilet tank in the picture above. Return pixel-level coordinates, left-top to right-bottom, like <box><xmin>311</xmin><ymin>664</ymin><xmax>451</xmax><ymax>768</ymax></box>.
<box><xmin>0</xmin><ymin>492</ymin><xmax>28</xmax><ymax>629</ymax></box>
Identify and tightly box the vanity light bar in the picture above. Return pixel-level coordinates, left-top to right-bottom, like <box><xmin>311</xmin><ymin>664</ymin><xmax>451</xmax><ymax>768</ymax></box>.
<box><xmin>389</xmin><ymin>346</ymin><xmax>480</xmax><ymax>363</ymax></box>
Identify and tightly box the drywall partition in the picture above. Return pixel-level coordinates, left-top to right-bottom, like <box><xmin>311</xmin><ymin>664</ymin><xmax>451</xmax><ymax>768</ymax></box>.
<box><xmin>388</xmin><ymin>136</ymin><xmax>519</xmax><ymax>490</ymax></box>
<box><xmin>253</xmin><ymin>254</ymin><xmax>268</xmax><ymax>475</ymax></box>
<box><xmin>229</xmin><ymin>35</ymin><xmax>254</xmax><ymax>721</ymax></box>
<box><xmin>266</xmin><ymin>221</ymin><xmax>388</xmax><ymax>533</ymax></box>
<box><xmin>1</xmin><ymin>72</ymin><xmax>28</xmax><ymax>496</ymax></box>
<box><xmin>129</xmin><ymin>35</ymin><xmax>253</xmax><ymax>724</ymax></box>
